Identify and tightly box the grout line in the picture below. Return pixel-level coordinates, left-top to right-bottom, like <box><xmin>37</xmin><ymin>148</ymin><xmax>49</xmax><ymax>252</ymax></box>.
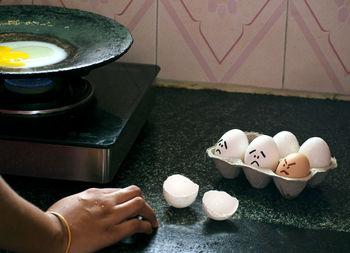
<box><xmin>282</xmin><ymin>0</ymin><xmax>290</xmax><ymax>89</ymax></box>
<box><xmin>155</xmin><ymin>0</ymin><xmax>159</xmax><ymax>66</ymax></box>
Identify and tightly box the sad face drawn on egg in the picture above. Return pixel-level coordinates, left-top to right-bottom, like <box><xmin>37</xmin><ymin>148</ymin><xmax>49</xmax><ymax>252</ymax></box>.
<box><xmin>244</xmin><ymin>135</ymin><xmax>279</xmax><ymax>170</ymax></box>
<box><xmin>246</xmin><ymin>149</ymin><xmax>266</xmax><ymax>167</ymax></box>
<box><xmin>215</xmin><ymin>138</ymin><xmax>227</xmax><ymax>155</ymax></box>
<box><xmin>214</xmin><ymin>129</ymin><xmax>248</xmax><ymax>159</ymax></box>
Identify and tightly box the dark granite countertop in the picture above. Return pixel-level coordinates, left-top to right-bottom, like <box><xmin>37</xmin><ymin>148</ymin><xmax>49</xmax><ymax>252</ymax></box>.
<box><xmin>2</xmin><ymin>86</ymin><xmax>350</xmax><ymax>252</ymax></box>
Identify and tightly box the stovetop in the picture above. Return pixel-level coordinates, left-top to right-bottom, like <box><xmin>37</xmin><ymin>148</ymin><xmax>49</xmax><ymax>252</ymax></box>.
<box><xmin>0</xmin><ymin>62</ymin><xmax>159</xmax><ymax>182</ymax></box>
<box><xmin>0</xmin><ymin>62</ymin><xmax>160</xmax><ymax>148</ymax></box>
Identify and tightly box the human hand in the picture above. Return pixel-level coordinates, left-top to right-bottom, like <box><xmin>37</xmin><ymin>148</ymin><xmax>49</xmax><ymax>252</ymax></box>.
<box><xmin>47</xmin><ymin>185</ymin><xmax>158</xmax><ymax>253</ymax></box>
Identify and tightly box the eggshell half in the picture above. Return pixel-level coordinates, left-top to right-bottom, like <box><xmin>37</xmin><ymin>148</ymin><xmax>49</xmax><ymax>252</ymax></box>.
<box><xmin>163</xmin><ymin>174</ymin><xmax>199</xmax><ymax>208</ymax></box>
<box><xmin>202</xmin><ymin>190</ymin><xmax>239</xmax><ymax>220</ymax></box>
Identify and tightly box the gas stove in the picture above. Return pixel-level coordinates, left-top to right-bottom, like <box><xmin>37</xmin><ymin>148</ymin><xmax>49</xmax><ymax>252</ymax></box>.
<box><xmin>0</xmin><ymin>62</ymin><xmax>159</xmax><ymax>183</ymax></box>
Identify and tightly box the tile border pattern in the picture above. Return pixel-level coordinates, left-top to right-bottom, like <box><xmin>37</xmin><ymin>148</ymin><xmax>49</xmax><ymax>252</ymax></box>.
<box><xmin>1</xmin><ymin>0</ymin><xmax>349</xmax><ymax>97</ymax></box>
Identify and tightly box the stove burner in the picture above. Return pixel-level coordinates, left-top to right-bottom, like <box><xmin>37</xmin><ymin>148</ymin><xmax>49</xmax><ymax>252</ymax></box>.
<box><xmin>0</xmin><ymin>76</ymin><xmax>95</xmax><ymax>117</ymax></box>
<box><xmin>4</xmin><ymin>78</ymin><xmax>54</xmax><ymax>95</ymax></box>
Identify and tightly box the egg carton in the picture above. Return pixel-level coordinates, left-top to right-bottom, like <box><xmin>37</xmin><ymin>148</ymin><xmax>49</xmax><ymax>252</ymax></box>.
<box><xmin>206</xmin><ymin>132</ymin><xmax>338</xmax><ymax>199</ymax></box>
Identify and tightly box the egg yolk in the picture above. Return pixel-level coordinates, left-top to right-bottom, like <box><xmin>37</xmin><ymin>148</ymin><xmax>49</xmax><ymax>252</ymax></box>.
<box><xmin>0</xmin><ymin>46</ymin><xmax>29</xmax><ymax>67</ymax></box>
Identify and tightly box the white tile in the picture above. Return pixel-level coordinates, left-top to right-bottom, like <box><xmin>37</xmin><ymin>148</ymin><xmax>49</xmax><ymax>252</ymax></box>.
<box><xmin>0</xmin><ymin>0</ymin><xmax>32</xmax><ymax>5</ymax></box>
<box><xmin>158</xmin><ymin>0</ymin><xmax>287</xmax><ymax>89</ymax></box>
<box><xmin>284</xmin><ymin>0</ymin><xmax>350</xmax><ymax>95</ymax></box>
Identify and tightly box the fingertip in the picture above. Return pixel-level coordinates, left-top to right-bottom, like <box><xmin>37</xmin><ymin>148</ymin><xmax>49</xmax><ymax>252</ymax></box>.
<box><xmin>139</xmin><ymin>220</ymin><xmax>154</xmax><ymax>235</ymax></box>
<box><xmin>139</xmin><ymin>214</ymin><xmax>158</xmax><ymax>229</ymax></box>
<box><xmin>139</xmin><ymin>215</ymin><xmax>158</xmax><ymax>230</ymax></box>
<box><xmin>153</xmin><ymin>218</ymin><xmax>159</xmax><ymax>228</ymax></box>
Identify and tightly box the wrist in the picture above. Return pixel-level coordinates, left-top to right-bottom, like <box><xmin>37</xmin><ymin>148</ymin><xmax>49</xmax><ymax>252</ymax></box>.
<box><xmin>46</xmin><ymin>212</ymin><xmax>68</xmax><ymax>253</ymax></box>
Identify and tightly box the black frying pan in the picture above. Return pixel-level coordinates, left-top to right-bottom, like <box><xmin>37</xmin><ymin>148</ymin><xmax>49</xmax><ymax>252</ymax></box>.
<box><xmin>0</xmin><ymin>5</ymin><xmax>133</xmax><ymax>77</ymax></box>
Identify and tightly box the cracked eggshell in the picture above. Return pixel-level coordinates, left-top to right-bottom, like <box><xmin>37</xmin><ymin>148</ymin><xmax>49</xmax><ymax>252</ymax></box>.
<box><xmin>214</xmin><ymin>129</ymin><xmax>249</xmax><ymax>160</ymax></box>
<box><xmin>299</xmin><ymin>137</ymin><xmax>331</xmax><ymax>168</ymax></box>
<box><xmin>163</xmin><ymin>174</ymin><xmax>199</xmax><ymax>208</ymax></box>
<box><xmin>273</xmin><ymin>131</ymin><xmax>300</xmax><ymax>158</ymax></box>
<box><xmin>202</xmin><ymin>190</ymin><xmax>239</xmax><ymax>221</ymax></box>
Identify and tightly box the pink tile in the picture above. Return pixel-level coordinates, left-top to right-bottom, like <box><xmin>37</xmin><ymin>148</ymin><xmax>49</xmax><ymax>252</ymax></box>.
<box><xmin>34</xmin><ymin>0</ymin><xmax>157</xmax><ymax>64</ymax></box>
<box><xmin>158</xmin><ymin>0</ymin><xmax>287</xmax><ymax>89</ymax></box>
<box><xmin>285</xmin><ymin>0</ymin><xmax>350</xmax><ymax>95</ymax></box>
<box><xmin>33</xmin><ymin>0</ymin><xmax>61</xmax><ymax>6</ymax></box>
<box><xmin>0</xmin><ymin>0</ymin><xmax>32</xmax><ymax>5</ymax></box>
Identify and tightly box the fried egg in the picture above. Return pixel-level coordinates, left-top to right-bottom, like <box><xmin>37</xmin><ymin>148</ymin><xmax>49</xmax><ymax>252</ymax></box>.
<box><xmin>0</xmin><ymin>41</ymin><xmax>67</xmax><ymax>68</ymax></box>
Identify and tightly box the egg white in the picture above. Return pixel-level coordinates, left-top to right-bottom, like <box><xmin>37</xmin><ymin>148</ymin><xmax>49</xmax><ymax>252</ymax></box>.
<box><xmin>0</xmin><ymin>41</ymin><xmax>67</xmax><ymax>68</ymax></box>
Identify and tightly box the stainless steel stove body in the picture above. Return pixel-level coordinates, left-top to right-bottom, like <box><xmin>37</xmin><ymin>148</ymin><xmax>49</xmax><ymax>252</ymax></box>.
<box><xmin>0</xmin><ymin>62</ymin><xmax>159</xmax><ymax>183</ymax></box>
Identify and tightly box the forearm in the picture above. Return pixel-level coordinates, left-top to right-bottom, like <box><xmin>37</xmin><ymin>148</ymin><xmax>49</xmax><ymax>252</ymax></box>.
<box><xmin>0</xmin><ymin>176</ymin><xmax>65</xmax><ymax>253</ymax></box>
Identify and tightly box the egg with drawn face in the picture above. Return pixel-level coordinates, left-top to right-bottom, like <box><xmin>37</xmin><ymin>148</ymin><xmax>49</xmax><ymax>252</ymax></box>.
<box><xmin>0</xmin><ymin>41</ymin><xmax>67</xmax><ymax>68</ymax></box>
<box><xmin>275</xmin><ymin>153</ymin><xmax>310</xmax><ymax>178</ymax></box>
<box><xmin>215</xmin><ymin>129</ymin><xmax>248</xmax><ymax>160</ymax></box>
<box><xmin>244</xmin><ymin>135</ymin><xmax>279</xmax><ymax>171</ymax></box>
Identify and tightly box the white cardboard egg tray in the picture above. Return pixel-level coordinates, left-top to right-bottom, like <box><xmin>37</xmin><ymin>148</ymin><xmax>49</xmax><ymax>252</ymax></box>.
<box><xmin>206</xmin><ymin>132</ymin><xmax>337</xmax><ymax>199</ymax></box>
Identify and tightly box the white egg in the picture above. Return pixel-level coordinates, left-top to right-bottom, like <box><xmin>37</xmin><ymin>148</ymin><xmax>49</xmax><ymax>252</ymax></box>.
<box><xmin>0</xmin><ymin>41</ymin><xmax>67</xmax><ymax>68</ymax></box>
<box><xmin>244</xmin><ymin>135</ymin><xmax>279</xmax><ymax>170</ymax></box>
<box><xmin>202</xmin><ymin>190</ymin><xmax>239</xmax><ymax>221</ymax></box>
<box><xmin>214</xmin><ymin>129</ymin><xmax>248</xmax><ymax>159</ymax></box>
<box><xmin>299</xmin><ymin>137</ymin><xmax>331</xmax><ymax>168</ymax></box>
<box><xmin>273</xmin><ymin>131</ymin><xmax>300</xmax><ymax>158</ymax></box>
<box><xmin>163</xmin><ymin>174</ymin><xmax>199</xmax><ymax>208</ymax></box>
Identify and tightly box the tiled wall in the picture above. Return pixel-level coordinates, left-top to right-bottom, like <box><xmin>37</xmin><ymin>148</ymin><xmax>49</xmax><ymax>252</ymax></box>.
<box><xmin>2</xmin><ymin>0</ymin><xmax>350</xmax><ymax>96</ymax></box>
